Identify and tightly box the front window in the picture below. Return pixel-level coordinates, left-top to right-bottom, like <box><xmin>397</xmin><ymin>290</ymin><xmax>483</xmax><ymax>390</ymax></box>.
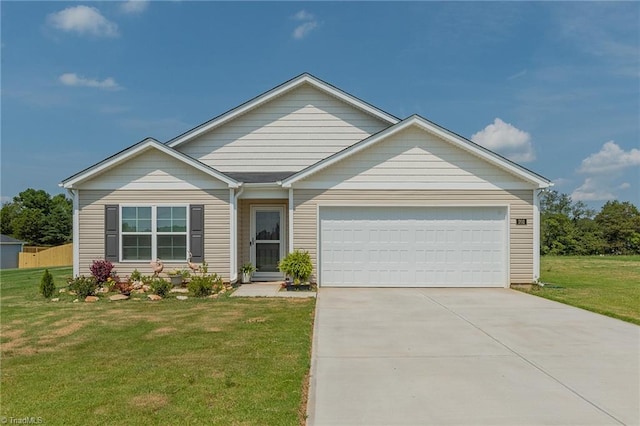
<box><xmin>121</xmin><ymin>206</ymin><xmax>187</xmax><ymax>261</ymax></box>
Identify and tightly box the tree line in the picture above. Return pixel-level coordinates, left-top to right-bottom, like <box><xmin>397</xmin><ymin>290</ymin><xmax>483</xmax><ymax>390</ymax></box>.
<box><xmin>1</xmin><ymin>188</ymin><xmax>639</xmax><ymax>254</ymax></box>
<box><xmin>1</xmin><ymin>189</ymin><xmax>72</xmax><ymax>246</ymax></box>
<box><xmin>540</xmin><ymin>191</ymin><xmax>640</xmax><ymax>255</ymax></box>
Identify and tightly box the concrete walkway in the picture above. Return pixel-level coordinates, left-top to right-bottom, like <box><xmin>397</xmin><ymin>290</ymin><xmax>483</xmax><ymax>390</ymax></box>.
<box><xmin>231</xmin><ymin>282</ymin><xmax>316</xmax><ymax>298</ymax></box>
<box><xmin>307</xmin><ymin>288</ymin><xmax>639</xmax><ymax>426</ymax></box>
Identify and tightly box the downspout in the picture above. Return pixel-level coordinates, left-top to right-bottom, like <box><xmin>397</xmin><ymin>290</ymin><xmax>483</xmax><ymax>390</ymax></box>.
<box><xmin>288</xmin><ymin>188</ymin><xmax>294</xmax><ymax>253</ymax></box>
<box><xmin>533</xmin><ymin>188</ymin><xmax>542</xmax><ymax>283</ymax></box>
<box><xmin>230</xmin><ymin>185</ymin><xmax>244</xmax><ymax>283</ymax></box>
<box><xmin>66</xmin><ymin>188</ymin><xmax>80</xmax><ymax>278</ymax></box>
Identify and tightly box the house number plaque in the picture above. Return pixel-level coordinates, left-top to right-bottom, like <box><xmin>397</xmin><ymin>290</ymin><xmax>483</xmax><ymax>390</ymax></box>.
<box><xmin>516</xmin><ymin>219</ymin><xmax>527</xmax><ymax>225</ymax></box>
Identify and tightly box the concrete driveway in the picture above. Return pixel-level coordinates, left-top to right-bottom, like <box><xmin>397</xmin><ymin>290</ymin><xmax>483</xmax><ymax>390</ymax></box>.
<box><xmin>306</xmin><ymin>288</ymin><xmax>640</xmax><ymax>426</ymax></box>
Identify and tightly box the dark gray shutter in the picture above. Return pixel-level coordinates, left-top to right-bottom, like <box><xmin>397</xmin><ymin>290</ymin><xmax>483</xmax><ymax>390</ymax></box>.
<box><xmin>190</xmin><ymin>205</ymin><xmax>204</xmax><ymax>262</ymax></box>
<box><xmin>105</xmin><ymin>205</ymin><xmax>119</xmax><ymax>262</ymax></box>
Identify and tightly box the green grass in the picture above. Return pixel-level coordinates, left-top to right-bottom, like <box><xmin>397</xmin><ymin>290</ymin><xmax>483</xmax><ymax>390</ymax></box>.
<box><xmin>1</xmin><ymin>267</ymin><xmax>315</xmax><ymax>425</ymax></box>
<box><xmin>524</xmin><ymin>256</ymin><xmax>640</xmax><ymax>325</ymax></box>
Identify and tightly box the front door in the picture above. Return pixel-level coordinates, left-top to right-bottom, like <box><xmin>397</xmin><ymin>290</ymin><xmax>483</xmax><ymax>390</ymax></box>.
<box><xmin>250</xmin><ymin>206</ymin><xmax>285</xmax><ymax>280</ymax></box>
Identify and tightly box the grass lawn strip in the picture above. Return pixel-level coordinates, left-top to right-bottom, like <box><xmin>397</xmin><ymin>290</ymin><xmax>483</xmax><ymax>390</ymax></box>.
<box><xmin>524</xmin><ymin>256</ymin><xmax>640</xmax><ymax>325</ymax></box>
<box><xmin>1</xmin><ymin>267</ymin><xmax>315</xmax><ymax>425</ymax></box>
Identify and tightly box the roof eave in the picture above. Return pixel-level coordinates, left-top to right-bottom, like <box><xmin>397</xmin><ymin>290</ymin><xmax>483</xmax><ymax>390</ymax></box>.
<box><xmin>167</xmin><ymin>73</ymin><xmax>399</xmax><ymax>149</ymax></box>
<box><xmin>282</xmin><ymin>115</ymin><xmax>552</xmax><ymax>188</ymax></box>
<box><xmin>60</xmin><ymin>139</ymin><xmax>240</xmax><ymax>189</ymax></box>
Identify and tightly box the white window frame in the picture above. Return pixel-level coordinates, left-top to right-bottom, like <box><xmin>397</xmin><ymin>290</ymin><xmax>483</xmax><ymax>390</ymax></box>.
<box><xmin>120</xmin><ymin>204</ymin><xmax>189</xmax><ymax>263</ymax></box>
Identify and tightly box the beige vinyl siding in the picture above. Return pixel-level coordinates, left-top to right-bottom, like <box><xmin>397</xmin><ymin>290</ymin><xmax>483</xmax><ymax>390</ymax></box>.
<box><xmin>295</xmin><ymin>127</ymin><xmax>530</xmax><ymax>189</ymax></box>
<box><xmin>292</xmin><ymin>189</ymin><xmax>535</xmax><ymax>284</ymax></box>
<box><xmin>78</xmin><ymin>189</ymin><xmax>231</xmax><ymax>280</ymax></box>
<box><xmin>178</xmin><ymin>84</ymin><xmax>389</xmax><ymax>172</ymax></box>
<box><xmin>80</xmin><ymin>149</ymin><xmax>228</xmax><ymax>190</ymax></box>
<box><xmin>237</xmin><ymin>199</ymin><xmax>288</xmax><ymax>268</ymax></box>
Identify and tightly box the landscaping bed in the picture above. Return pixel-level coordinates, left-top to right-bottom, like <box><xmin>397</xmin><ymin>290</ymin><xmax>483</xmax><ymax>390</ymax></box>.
<box><xmin>1</xmin><ymin>267</ymin><xmax>315</xmax><ymax>425</ymax></box>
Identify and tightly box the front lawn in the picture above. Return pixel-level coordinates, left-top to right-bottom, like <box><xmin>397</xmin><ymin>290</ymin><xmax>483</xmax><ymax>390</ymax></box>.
<box><xmin>524</xmin><ymin>256</ymin><xmax>640</xmax><ymax>325</ymax></box>
<box><xmin>0</xmin><ymin>267</ymin><xmax>315</xmax><ymax>425</ymax></box>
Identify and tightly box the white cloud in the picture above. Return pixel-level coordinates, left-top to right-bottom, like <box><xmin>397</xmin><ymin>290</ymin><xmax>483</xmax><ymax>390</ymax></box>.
<box><xmin>293</xmin><ymin>10</ymin><xmax>314</xmax><ymax>21</ymax></box>
<box><xmin>471</xmin><ymin>118</ymin><xmax>535</xmax><ymax>163</ymax></box>
<box><xmin>59</xmin><ymin>73</ymin><xmax>121</xmax><ymax>90</ymax></box>
<box><xmin>571</xmin><ymin>177</ymin><xmax>616</xmax><ymax>201</ymax></box>
<box><xmin>47</xmin><ymin>6</ymin><xmax>118</xmax><ymax>37</ymax></box>
<box><xmin>571</xmin><ymin>140</ymin><xmax>639</xmax><ymax>202</ymax></box>
<box><xmin>292</xmin><ymin>10</ymin><xmax>318</xmax><ymax>40</ymax></box>
<box><xmin>577</xmin><ymin>141</ymin><xmax>640</xmax><ymax>174</ymax></box>
<box><xmin>120</xmin><ymin>0</ymin><xmax>149</xmax><ymax>15</ymax></box>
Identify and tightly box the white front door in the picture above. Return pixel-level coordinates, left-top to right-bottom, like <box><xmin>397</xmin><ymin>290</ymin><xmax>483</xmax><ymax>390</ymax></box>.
<box><xmin>250</xmin><ymin>206</ymin><xmax>285</xmax><ymax>280</ymax></box>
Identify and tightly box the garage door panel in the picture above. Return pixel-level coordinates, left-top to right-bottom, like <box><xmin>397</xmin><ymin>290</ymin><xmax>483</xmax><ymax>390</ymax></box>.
<box><xmin>320</xmin><ymin>206</ymin><xmax>507</xmax><ymax>287</ymax></box>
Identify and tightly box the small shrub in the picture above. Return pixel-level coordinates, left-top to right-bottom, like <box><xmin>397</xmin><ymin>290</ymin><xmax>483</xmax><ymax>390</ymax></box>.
<box><xmin>90</xmin><ymin>260</ymin><xmax>115</xmax><ymax>284</ymax></box>
<box><xmin>188</xmin><ymin>273</ymin><xmax>223</xmax><ymax>297</ymax></box>
<box><xmin>278</xmin><ymin>249</ymin><xmax>313</xmax><ymax>284</ymax></box>
<box><xmin>114</xmin><ymin>279</ymin><xmax>133</xmax><ymax>294</ymax></box>
<box><xmin>69</xmin><ymin>276</ymin><xmax>97</xmax><ymax>299</ymax></box>
<box><xmin>150</xmin><ymin>278</ymin><xmax>172</xmax><ymax>297</ymax></box>
<box><xmin>39</xmin><ymin>269</ymin><xmax>55</xmax><ymax>298</ymax></box>
<box><xmin>130</xmin><ymin>269</ymin><xmax>142</xmax><ymax>282</ymax></box>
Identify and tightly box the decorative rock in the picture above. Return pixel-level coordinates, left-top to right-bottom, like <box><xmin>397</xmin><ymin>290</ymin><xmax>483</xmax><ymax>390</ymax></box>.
<box><xmin>51</xmin><ymin>298</ymin><xmax>60</xmax><ymax>302</ymax></box>
<box><xmin>147</xmin><ymin>294</ymin><xmax>162</xmax><ymax>301</ymax></box>
<box><xmin>85</xmin><ymin>296</ymin><xmax>99</xmax><ymax>303</ymax></box>
<box><xmin>142</xmin><ymin>285</ymin><xmax>151</xmax><ymax>292</ymax></box>
<box><xmin>135</xmin><ymin>289</ymin><xmax>145</xmax><ymax>294</ymax></box>
<box><xmin>59</xmin><ymin>288</ymin><xmax>67</xmax><ymax>293</ymax></box>
<box><xmin>109</xmin><ymin>294</ymin><xmax>130</xmax><ymax>301</ymax></box>
<box><xmin>176</xmin><ymin>295</ymin><xmax>188</xmax><ymax>301</ymax></box>
<box><xmin>73</xmin><ymin>298</ymin><xmax>79</xmax><ymax>303</ymax></box>
<box><xmin>169</xmin><ymin>287</ymin><xmax>189</xmax><ymax>293</ymax></box>
<box><xmin>97</xmin><ymin>287</ymin><xmax>109</xmax><ymax>293</ymax></box>
<box><xmin>208</xmin><ymin>293</ymin><xmax>219</xmax><ymax>299</ymax></box>
<box><xmin>132</xmin><ymin>281</ymin><xmax>143</xmax><ymax>290</ymax></box>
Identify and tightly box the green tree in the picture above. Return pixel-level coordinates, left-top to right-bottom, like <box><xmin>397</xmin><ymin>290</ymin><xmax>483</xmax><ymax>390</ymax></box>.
<box><xmin>0</xmin><ymin>202</ymin><xmax>20</xmax><ymax>235</ymax></box>
<box><xmin>42</xmin><ymin>195</ymin><xmax>72</xmax><ymax>245</ymax></box>
<box><xmin>595</xmin><ymin>201</ymin><xmax>640</xmax><ymax>255</ymax></box>
<box><xmin>1</xmin><ymin>188</ymin><xmax>72</xmax><ymax>246</ymax></box>
<box><xmin>540</xmin><ymin>190</ymin><xmax>603</xmax><ymax>255</ymax></box>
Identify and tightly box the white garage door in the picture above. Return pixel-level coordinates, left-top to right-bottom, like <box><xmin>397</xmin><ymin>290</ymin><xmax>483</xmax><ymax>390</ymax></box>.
<box><xmin>319</xmin><ymin>206</ymin><xmax>507</xmax><ymax>287</ymax></box>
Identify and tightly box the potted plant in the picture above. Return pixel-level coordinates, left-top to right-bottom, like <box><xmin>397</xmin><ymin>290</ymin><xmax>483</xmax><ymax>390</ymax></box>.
<box><xmin>167</xmin><ymin>269</ymin><xmax>189</xmax><ymax>287</ymax></box>
<box><xmin>278</xmin><ymin>250</ymin><xmax>313</xmax><ymax>291</ymax></box>
<box><xmin>239</xmin><ymin>262</ymin><xmax>256</xmax><ymax>284</ymax></box>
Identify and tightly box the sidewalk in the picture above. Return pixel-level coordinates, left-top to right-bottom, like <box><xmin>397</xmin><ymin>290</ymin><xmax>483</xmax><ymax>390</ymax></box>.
<box><xmin>231</xmin><ymin>282</ymin><xmax>316</xmax><ymax>298</ymax></box>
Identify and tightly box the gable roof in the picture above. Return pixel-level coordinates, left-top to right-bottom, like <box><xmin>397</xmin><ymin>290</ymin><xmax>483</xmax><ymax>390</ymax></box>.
<box><xmin>60</xmin><ymin>138</ymin><xmax>240</xmax><ymax>189</ymax></box>
<box><xmin>1</xmin><ymin>234</ymin><xmax>25</xmax><ymax>245</ymax></box>
<box><xmin>281</xmin><ymin>115</ymin><xmax>552</xmax><ymax>189</ymax></box>
<box><xmin>167</xmin><ymin>73</ymin><xmax>400</xmax><ymax>148</ymax></box>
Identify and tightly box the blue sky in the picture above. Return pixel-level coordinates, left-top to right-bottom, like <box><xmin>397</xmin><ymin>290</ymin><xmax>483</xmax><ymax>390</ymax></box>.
<box><xmin>2</xmin><ymin>1</ymin><xmax>638</xmax><ymax>208</ymax></box>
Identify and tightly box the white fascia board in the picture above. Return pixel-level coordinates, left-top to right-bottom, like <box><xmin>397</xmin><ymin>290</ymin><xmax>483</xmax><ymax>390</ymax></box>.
<box><xmin>61</xmin><ymin>139</ymin><xmax>239</xmax><ymax>189</ymax></box>
<box><xmin>281</xmin><ymin>122</ymin><xmax>408</xmax><ymax>188</ymax></box>
<box><xmin>282</xmin><ymin>116</ymin><xmax>551</xmax><ymax>189</ymax></box>
<box><xmin>168</xmin><ymin>73</ymin><xmax>399</xmax><ymax>148</ymax></box>
<box><xmin>409</xmin><ymin>117</ymin><xmax>551</xmax><ymax>188</ymax></box>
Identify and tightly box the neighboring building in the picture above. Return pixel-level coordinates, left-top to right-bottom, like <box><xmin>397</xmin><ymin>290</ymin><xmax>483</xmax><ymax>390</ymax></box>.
<box><xmin>0</xmin><ymin>234</ymin><xmax>25</xmax><ymax>269</ymax></box>
<box><xmin>61</xmin><ymin>73</ymin><xmax>551</xmax><ymax>287</ymax></box>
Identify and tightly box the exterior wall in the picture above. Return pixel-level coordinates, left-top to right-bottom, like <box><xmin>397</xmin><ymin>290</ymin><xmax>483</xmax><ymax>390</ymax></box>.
<box><xmin>237</xmin><ymin>198</ymin><xmax>288</xmax><ymax>268</ymax></box>
<box><xmin>177</xmin><ymin>84</ymin><xmax>389</xmax><ymax>173</ymax></box>
<box><xmin>0</xmin><ymin>245</ymin><xmax>22</xmax><ymax>269</ymax></box>
<box><xmin>79</xmin><ymin>149</ymin><xmax>228</xmax><ymax>190</ymax></box>
<box><xmin>295</xmin><ymin>127</ymin><xmax>531</xmax><ymax>190</ymax></box>
<box><xmin>292</xmin><ymin>189</ymin><xmax>535</xmax><ymax>284</ymax></box>
<box><xmin>78</xmin><ymin>189</ymin><xmax>231</xmax><ymax>280</ymax></box>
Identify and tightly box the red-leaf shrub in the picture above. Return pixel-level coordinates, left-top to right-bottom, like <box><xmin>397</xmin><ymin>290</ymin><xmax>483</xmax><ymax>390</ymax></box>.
<box><xmin>90</xmin><ymin>259</ymin><xmax>115</xmax><ymax>284</ymax></box>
